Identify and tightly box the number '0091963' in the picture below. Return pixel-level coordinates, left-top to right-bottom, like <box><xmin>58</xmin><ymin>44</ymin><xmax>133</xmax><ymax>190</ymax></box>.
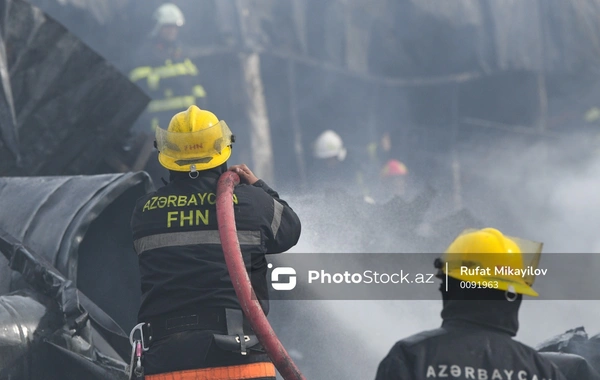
<box><xmin>459</xmin><ymin>281</ymin><xmax>499</xmax><ymax>289</ymax></box>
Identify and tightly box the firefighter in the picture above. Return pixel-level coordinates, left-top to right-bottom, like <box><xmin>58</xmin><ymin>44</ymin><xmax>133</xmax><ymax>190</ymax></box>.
<box><xmin>128</xmin><ymin>3</ymin><xmax>208</xmax><ymax>187</ymax></box>
<box><xmin>307</xmin><ymin>129</ymin><xmax>376</xmax><ymax>251</ymax></box>
<box><xmin>130</xmin><ymin>105</ymin><xmax>301</xmax><ymax>379</ymax></box>
<box><xmin>310</xmin><ymin>129</ymin><xmax>349</xmax><ymax>194</ymax></box>
<box><xmin>375</xmin><ymin>228</ymin><xmax>567</xmax><ymax>380</ymax></box>
<box><xmin>369</xmin><ymin>158</ymin><xmax>436</xmax><ymax>248</ymax></box>
<box><xmin>312</xmin><ymin>130</ymin><xmax>347</xmax><ymax>170</ymax></box>
<box><xmin>375</xmin><ymin>159</ymin><xmax>408</xmax><ymax>203</ymax></box>
<box><xmin>310</xmin><ymin>129</ymin><xmax>374</xmax><ymax>202</ymax></box>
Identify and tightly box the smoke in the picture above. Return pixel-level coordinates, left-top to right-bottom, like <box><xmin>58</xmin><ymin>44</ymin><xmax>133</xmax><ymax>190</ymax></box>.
<box><xmin>267</xmin><ymin>129</ymin><xmax>600</xmax><ymax>379</ymax></box>
<box><xmin>457</xmin><ymin>131</ymin><xmax>600</xmax><ymax>252</ymax></box>
<box><xmin>470</xmin><ymin>131</ymin><xmax>600</xmax><ymax>346</ymax></box>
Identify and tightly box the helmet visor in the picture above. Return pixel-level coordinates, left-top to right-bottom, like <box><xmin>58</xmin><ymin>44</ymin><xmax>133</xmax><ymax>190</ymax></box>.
<box><xmin>155</xmin><ymin>120</ymin><xmax>233</xmax><ymax>167</ymax></box>
<box><xmin>443</xmin><ymin>228</ymin><xmax>543</xmax><ymax>287</ymax></box>
<box><xmin>506</xmin><ymin>235</ymin><xmax>542</xmax><ymax>286</ymax></box>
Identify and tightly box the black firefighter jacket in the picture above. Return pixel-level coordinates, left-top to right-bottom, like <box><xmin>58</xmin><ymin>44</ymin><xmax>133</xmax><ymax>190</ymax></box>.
<box><xmin>130</xmin><ymin>168</ymin><xmax>301</xmax><ymax>322</ymax></box>
<box><xmin>375</xmin><ymin>299</ymin><xmax>567</xmax><ymax>380</ymax></box>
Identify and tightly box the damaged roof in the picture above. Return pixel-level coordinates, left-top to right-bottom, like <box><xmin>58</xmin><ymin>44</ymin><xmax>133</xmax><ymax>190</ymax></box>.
<box><xmin>26</xmin><ymin>0</ymin><xmax>600</xmax><ymax>79</ymax></box>
<box><xmin>0</xmin><ymin>0</ymin><xmax>149</xmax><ymax>175</ymax></box>
<box><xmin>367</xmin><ymin>0</ymin><xmax>600</xmax><ymax>77</ymax></box>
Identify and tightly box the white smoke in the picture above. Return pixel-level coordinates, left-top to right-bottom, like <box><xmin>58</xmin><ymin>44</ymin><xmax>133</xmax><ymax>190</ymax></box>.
<box><xmin>270</xmin><ymin>130</ymin><xmax>600</xmax><ymax>379</ymax></box>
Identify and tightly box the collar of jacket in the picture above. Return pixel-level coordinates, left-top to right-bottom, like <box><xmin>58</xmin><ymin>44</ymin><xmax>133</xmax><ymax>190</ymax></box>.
<box><xmin>440</xmin><ymin>298</ymin><xmax>521</xmax><ymax>337</ymax></box>
<box><xmin>168</xmin><ymin>164</ymin><xmax>227</xmax><ymax>182</ymax></box>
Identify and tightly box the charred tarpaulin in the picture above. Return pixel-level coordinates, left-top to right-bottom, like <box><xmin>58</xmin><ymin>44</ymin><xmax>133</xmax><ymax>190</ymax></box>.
<box><xmin>0</xmin><ymin>172</ymin><xmax>154</xmax><ymax>379</ymax></box>
<box><xmin>0</xmin><ymin>0</ymin><xmax>149</xmax><ymax>176</ymax></box>
<box><xmin>537</xmin><ymin>327</ymin><xmax>600</xmax><ymax>378</ymax></box>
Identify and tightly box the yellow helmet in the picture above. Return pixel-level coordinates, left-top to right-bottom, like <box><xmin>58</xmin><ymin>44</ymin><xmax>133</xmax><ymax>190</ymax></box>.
<box><xmin>155</xmin><ymin>105</ymin><xmax>234</xmax><ymax>172</ymax></box>
<box><xmin>441</xmin><ymin>228</ymin><xmax>543</xmax><ymax>297</ymax></box>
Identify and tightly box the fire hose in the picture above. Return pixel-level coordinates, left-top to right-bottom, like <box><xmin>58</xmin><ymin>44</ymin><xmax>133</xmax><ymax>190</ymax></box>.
<box><xmin>216</xmin><ymin>171</ymin><xmax>306</xmax><ymax>380</ymax></box>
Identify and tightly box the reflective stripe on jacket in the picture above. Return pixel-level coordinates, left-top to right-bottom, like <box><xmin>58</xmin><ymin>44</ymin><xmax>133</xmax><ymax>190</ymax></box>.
<box><xmin>130</xmin><ymin>168</ymin><xmax>301</xmax><ymax>322</ymax></box>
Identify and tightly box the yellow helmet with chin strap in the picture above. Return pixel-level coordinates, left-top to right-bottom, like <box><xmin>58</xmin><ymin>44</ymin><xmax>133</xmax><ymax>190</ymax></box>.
<box><xmin>155</xmin><ymin>105</ymin><xmax>234</xmax><ymax>173</ymax></box>
<box><xmin>439</xmin><ymin>228</ymin><xmax>543</xmax><ymax>297</ymax></box>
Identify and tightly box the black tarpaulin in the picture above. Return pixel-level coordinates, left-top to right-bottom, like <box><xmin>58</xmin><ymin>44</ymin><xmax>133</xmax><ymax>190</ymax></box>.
<box><xmin>0</xmin><ymin>172</ymin><xmax>153</xmax><ymax>332</ymax></box>
<box><xmin>0</xmin><ymin>0</ymin><xmax>149</xmax><ymax>176</ymax></box>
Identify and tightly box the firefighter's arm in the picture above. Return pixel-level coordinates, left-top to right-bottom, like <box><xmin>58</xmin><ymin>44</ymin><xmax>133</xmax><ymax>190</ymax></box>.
<box><xmin>229</xmin><ymin>165</ymin><xmax>301</xmax><ymax>253</ymax></box>
<box><xmin>253</xmin><ymin>180</ymin><xmax>301</xmax><ymax>254</ymax></box>
<box><xmin>375</xmin><ymin>347</ymin><xmax>413</xmax><ymax>380</ymax></box>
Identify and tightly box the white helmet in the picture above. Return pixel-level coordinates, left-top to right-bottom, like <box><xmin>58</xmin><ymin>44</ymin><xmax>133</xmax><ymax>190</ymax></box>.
<box><xmin>313</xmin><ymin>130</ymin><xmax>347</xmax><ymax>161</ymax></box>
<box><xmin>151</xmin><ymin>3</ymin><xmax>185</xmax><ymax>36</ymax></box>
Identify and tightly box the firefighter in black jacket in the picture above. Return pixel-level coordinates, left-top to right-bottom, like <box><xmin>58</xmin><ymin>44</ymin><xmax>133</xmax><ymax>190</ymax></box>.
<box><xmin>130</xmin><ymin>105</ymin><xmax>301</xmax><ymax>379</ymax></box>
<box><xmin>375</xmin><ymin>228</ymin><xmax>567</xmax><ymax>380</ymax></box>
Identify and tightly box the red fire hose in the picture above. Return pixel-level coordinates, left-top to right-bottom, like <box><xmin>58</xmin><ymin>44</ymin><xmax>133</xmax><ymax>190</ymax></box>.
<box><xmin>216</xmin><ymin>171</ymin><xmax>306</xmax><ymax>380</ymax></box>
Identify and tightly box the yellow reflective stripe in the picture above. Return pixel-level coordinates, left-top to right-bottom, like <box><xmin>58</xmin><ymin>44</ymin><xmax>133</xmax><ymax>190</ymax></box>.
<box><xmin>192</xmin><ymin>85</ymin><xmax>207</xmax><ymax>98</ymax></box>
<box><xmin>129</xmin><ymin>66</ymin><xmax>152</xmax><ymax>82</ymax></box>
<box><xmin>151</xmin><ymin>118</ymin><xmax>159</xmax><ymax>131</ymax></box>
<box><xmin>130</xmin><ymin>60</ymin><xmax>200</xmax><ymax>89</ymax></box>
<box><xmin>153</xmin><ymin>60</ymin><xmax>195</xmax><ymax>79</ymax></box>
<box><xmin>147</xmin><ymin>96</ymin><xmax>196</xmax><ymax>113</ymax></box>
<box><xmin>143</xmin><ymin>59</ymin><xmax>199</xmax><ymax>90</ymax></box>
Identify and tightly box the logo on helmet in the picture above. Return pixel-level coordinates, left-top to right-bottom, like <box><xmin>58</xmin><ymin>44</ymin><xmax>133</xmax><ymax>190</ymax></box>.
<box><xmin>184</xmin><ymin>143</ymin><xmax>203</xmax><ymax>151</ymax></box>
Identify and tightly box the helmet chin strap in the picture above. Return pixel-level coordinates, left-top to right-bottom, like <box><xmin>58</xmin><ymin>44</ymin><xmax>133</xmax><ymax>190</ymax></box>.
<box><xmin>505</xmin><ymin>286</ymin><xmax>518</xmax><ymax>302</ymax></box>
<box><xmin>189</xmin><ymin>164</ymin><xmax>199</xmax><ymax>179</ymax></box>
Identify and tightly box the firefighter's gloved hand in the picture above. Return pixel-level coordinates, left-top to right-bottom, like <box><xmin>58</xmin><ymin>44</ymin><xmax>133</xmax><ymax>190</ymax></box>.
<box><xmin>229</xmin><ymin>164</ymin><xmax>259</xmax><ymax>185</ymax></box>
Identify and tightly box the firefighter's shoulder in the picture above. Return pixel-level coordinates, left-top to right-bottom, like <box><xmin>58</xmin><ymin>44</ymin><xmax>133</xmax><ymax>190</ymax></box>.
<box><xmin>232</xmin><ymin>181</ymin><xmax>273</xmax><ymax>203</ymax></box>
